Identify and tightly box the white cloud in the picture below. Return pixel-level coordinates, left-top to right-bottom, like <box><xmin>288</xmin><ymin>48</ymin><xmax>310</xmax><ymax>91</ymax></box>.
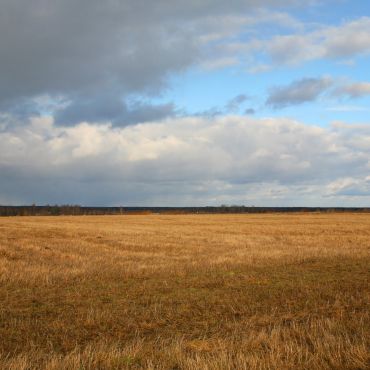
<box><xmin>219</xmin><ymin>16</ymin><xmax>370</xmax><ymax>68</ymax></box>
<box><xmin>1</xmin><ymin>115</ymin><xmax>370</xmax><ymax>206</ymax></box>
<box><xmin>327</xmin><ymin>176</ymin><xmax>370</xmax><ymax>197</ymax></box>
<box><xmin>267</xmin><ymin>17</ymin><xmax>370</xmax><ymax>64</ymax></box>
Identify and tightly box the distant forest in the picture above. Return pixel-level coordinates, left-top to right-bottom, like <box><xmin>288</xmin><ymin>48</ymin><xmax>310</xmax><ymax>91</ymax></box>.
<box><xmin>0</xmin><ymin>205</ymin><xmax>369</xmax><ymax>216</ymax></box>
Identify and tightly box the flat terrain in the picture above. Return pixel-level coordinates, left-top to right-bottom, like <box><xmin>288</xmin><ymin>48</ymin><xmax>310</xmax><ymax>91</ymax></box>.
<box><xmin>0</xmin><ymin>214</ymin><xmax>369</xmax><ymax>369</ymax></box>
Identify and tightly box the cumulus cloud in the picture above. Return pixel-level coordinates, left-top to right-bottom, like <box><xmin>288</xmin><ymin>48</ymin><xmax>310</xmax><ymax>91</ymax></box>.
<box><xmin>266</xmin><ymin>77</ymin><xmax>332</xmax><ymax>108</ymax></box>
<box><xmin>1</xmin><ymin>115</ymin><xmax>369</xmax><ymax>206</ymax></box>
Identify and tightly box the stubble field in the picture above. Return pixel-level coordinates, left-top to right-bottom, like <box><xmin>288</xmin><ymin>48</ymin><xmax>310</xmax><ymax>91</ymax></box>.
<box><xmin>0</xmin><ymin>214</ymin><xmax>369</xmax><ymax>369</ymax></box>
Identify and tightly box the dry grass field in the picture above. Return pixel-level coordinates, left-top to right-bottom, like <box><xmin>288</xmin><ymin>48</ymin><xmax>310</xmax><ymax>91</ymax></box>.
<box><xmin>0</xmin><ymin>214</ymin><xmax>369</xmax><ymax>369</ymax></box>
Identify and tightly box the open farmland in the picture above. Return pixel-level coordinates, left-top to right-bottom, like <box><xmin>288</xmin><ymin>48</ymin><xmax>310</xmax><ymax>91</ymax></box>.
<box><xmin>0</xmin><ymin>214</ymin><xmax>369</xmax><ymax>369</ymax></box>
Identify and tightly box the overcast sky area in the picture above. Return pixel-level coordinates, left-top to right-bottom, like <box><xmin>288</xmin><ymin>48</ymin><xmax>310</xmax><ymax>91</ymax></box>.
<box><xmin>1</xmin><ymin>0</ymin><xmax>370</xmax><ymax>206</ymax></box>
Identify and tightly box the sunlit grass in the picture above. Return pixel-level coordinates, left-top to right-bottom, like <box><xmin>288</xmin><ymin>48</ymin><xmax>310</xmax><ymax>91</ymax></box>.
<box><xmin>0</xmin><ymin>214</ymin><xmax>369</xmax><ymax>369</ymax></box>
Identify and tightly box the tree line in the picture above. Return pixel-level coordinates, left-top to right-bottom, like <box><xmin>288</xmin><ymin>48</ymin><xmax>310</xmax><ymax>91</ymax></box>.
<box><xmin>0</xmin><ymin>205</ymin><xmax>369</xmax><ymax>216</ymax></box>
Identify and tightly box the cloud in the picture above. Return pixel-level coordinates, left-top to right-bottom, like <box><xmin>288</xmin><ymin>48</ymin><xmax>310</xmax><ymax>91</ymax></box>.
<box><xmin>323</xmin><ymin>17</ymin><xmax>370</xmax><ymax>59</ymax></box>
<box><xmin>1</xmin><ymin>0</ymin><xmax>365</xmax><ymax>126</ymax></box>
<box><xmin>266</xmin><ymin>77</ymin><xmax>332</xmax><ymax>108</ymax></box>
<box><xmin>193</xmin><ymin>94</ymin><xmax>250</xmax><ymax>117</ymax></box>
<box><xmin>54</xmin><ymin>94</ymin><xmax>177</xmax><ymax>126</ymax></box>
<box><xmin>198</xmin><ymin>8</ymin><xmax>304</xmax><ymax>69</ymax></box>
<box><xmin>327</xmin><ymin>176</ymin><xmax>370</xmax><ymax>196</ymax></box>
<box><xmin>225</xmin><ymin>94</ymin><xmax>250</xmax><ymax>112</ymax></box>
<box><xmin>244</xmin><ymin>108</ymin><xmax>256</xmax><ymax>115</ymax></box>
<box><xmin>1</xmin><ymin>115</ymin><xmax>369</xmax><ymax>206</ymax></box>
<box><xmin>266</xmin><ymin>17</ymin><xmax>370</xmax><ymax>65</ymax></box>
<box><xmin>217</xmin><ymin>16</ymin><xmax>370</xmax><ymax>69</ymax></box>
<box><xmin>0</xmin><ymin>0</ymin><xmax>300</xmax><ymax>118</ymax></box>
<box><xmin>200</xmin><ymin>57</ymin><xmax>240</xmax><ymax>70</ymax></box>
<box><xmin>332</xmin><ymin>82</ymin><xmax>370</xmax><ymax>99</ymax></box>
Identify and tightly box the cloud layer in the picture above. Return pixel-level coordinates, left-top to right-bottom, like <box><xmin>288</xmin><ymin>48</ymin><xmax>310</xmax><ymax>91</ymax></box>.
<box><xmin>1</xmin><ymin>116</ymin><xmax>369</xmax><ymax>205</ymax></box>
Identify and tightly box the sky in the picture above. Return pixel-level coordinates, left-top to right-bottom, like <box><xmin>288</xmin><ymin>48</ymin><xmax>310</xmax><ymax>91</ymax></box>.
<box><xmin>1</xmin><ymin>0</ymin><xmax>370</xmax><ymax>206</ymax></box>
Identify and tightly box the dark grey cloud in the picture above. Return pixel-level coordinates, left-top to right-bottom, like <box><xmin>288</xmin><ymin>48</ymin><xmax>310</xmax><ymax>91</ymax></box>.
<box><xmin>0</xmin><ymin>98</ymin><xmax>41</xmax><ymax>121</ymax></box>
<box><xmin>0</xmin><ymin>0</ymin><xmax>192</xmax><ymax>102</ymax></box>
<box><xmin>244</xmin><ymin>108</ymin><xmax>256</xmax><ymax>115</ymax></box>
<box><xmin>266</xmin><ymin>77</ymin><xmax>332</xmax><ymax>108</ymax></box>
<box><xmin>54</xmin><ymin>94</ymin><xmax>177</xmax><ymax>126</ymax></box>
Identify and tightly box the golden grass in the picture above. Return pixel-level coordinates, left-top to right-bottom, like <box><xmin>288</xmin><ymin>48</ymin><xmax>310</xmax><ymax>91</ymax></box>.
<box><xmin>0</xmin><ymin>213</ymin><xmax>369</xmax><ymax>369</ymax></box>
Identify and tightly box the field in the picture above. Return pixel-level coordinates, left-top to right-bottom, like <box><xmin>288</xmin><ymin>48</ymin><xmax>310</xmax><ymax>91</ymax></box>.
<box><xmin>0</xmin><ymin>214</ymin><xmax>369</xmax><ymax>369</ymax></box>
